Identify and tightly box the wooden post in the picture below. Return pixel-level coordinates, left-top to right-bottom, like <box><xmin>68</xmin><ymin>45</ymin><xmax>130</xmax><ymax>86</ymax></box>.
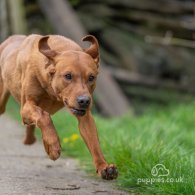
<box><xmin>38</xmin><ymin>0</ymin><xmax>131</xmax><ymax>116</ymax></box>
<box><xmin>7</xmin><ymin>0</ymin><xmax>27</xmax><ymax>34</ymax></box>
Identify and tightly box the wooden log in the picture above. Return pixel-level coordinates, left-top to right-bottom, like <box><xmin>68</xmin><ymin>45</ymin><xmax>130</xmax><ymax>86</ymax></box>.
<box><xmin>74</xmin><ymin>2</ymin><xmax>195</xmax><ymax>39</ymax></box>
<box><xmin>77</xmin><ymin>2</ymin><xmax>195</xmax><ymax>28</ymax></box>
<box><xmin>108</xmin><ymin>67</ymin><xmax>195</xmax><ymax>94</ymax></box>
<box><xmin>115</xmin><ymin>10</ymin><xmax>195</xmax><ymax>31</ymax></box>
<box><xmin>7</xmin><ymin>0</ymin><xmax>27</xmax><ymax>34</ymax></box>
<box><xmin>78</xmin><ymin>4</ymin><xmax>114</xmax><ymax>17</ymax></box>
<box><xmin>145</xmin><ymin>35</ymin><xmax>195</xmax><ymax>49</ymax></box>
<box><xmin>77</xmin><ymin>12</ymin><xmax>108</xmax><ymax>32</ymax></box>
<box><xmin>38</xmin><ymin>0</ymin><xmax>131</xmax><ymax>117</ymax></box>
<box><xmin>123</xmin><ymin>85</ymin><xmax>193</xmax><ymax>104</ymax></box>
<box><xmin>112</xmin><ymin>21</ymin><xmax>194</xmax><ymax>41</ymax></box>
<box><xmin>101</xmin><ymin>28</ymin><xmax>137</xmax><ymax>71</ymax></box>
<box><xmin>0</xmin><ymin>0</ymin><xmax>9</xmax><ymax>41</ymax></box>
<box><xmin>100</xmin><ymin>0</ymin><xmax>195</xmax><ymax>15</ymax></box>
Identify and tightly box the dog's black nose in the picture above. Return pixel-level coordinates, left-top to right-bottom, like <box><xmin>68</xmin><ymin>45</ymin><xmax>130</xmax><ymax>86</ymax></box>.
<box><xmin>77</xmin><ymin>96</ymin><xmax>91</xmax><ymax>108</ymax></box>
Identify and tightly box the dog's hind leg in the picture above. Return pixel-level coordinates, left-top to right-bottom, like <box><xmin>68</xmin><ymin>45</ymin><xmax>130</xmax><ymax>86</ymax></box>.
<box><xmin>0</xmin><ymin>89</ymin><xmax>10</xmax><ymax>115</ymax></box>
<box><xmin>23</xmin><ymin>125</ymin><xmax>36</xmax><ymax>145</ymax></box>
<box><xmin>0</xmin><ymin>73</ymin><xmax>10</xmax><ymax>115</ymax></box>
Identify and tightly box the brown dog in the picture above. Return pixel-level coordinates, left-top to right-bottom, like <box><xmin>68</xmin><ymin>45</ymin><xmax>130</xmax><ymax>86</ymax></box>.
<box><xmin>0</xmin><ymin>34</ymin><xmax>118</xmax><ymax>180</ymax></box>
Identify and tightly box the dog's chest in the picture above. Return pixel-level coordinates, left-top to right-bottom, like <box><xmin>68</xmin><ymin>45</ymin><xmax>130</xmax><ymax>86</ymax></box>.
<box><xmin>37</xmin><ymin>98</ymin><xmax>64</xmax><ymax>115</ymax></box>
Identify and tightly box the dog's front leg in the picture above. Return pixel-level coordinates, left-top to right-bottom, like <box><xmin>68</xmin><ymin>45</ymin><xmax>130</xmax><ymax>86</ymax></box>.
<box><xmin>77</xmin><ymin>111</ymin><xmax>118</xmax><ymax>180</ymax></box>
<box><xmin>21</xmin><ymin>101</ymin><xmax>61</xmax><ymax>160</ymax></box>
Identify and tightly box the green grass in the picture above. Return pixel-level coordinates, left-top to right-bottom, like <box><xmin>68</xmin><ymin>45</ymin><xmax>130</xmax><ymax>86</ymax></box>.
<box><xmin>6</xmin><ymin>97</ymin><xmax>195</xmax><ymax>194</ymax></box>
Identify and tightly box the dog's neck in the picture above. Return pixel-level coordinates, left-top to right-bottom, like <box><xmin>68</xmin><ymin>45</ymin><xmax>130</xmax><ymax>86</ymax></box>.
<box><xmin>35</xmin><ymin>68</ymin><xmax>61</xmax><ymax>102</ymax></box>
<box><xmin>47</xmin><ymin>77</ymin><xmax>62</xmax><ymax>102</ymax></box>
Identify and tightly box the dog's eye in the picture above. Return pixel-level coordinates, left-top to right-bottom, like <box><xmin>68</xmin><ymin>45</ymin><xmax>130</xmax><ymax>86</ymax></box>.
<box><xmin>64</xmin><ymin>73</ymin><xmax>72</xmax><ymax>80</ymax></box>
<box><xmin>88</xmin><ymin>75</ymin><xmax>95</xmax><ymax>82</ymax></box>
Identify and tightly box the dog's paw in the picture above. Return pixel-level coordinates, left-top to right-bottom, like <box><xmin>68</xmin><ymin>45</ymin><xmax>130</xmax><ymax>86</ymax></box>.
<box><xmin>43</xmin><ymin>137</ymin><xmax>61</xmax><ymax>161</ymax></box>
<box><xmin>98</xmin><ymin>164</ymin><xmax>118</xmax><ymax>180</ymax></box>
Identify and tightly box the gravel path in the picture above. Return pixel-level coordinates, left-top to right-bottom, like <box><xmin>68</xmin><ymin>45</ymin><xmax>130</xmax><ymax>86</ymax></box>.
<box><xmin>0</xmin><ymin>115</ymin><xmax>128</xmax><ymax>195</ymax></box>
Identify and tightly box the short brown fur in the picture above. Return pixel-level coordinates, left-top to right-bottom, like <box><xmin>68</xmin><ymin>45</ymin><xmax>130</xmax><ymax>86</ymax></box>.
<box><xmin>0</xmin><ymin>34</ymin><xmax>117</xmax><ymax>180</ymax></box>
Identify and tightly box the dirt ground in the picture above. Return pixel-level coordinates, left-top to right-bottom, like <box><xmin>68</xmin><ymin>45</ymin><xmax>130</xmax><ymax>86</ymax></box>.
<box><xmin>0</xmin><ymin>115</ymin><xmax>128</xmax><ymax>195</ymax></box>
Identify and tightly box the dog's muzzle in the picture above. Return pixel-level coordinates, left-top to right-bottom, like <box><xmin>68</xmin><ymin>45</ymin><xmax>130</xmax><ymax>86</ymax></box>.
<box><xmin>64</xmin><ymin>96</ymin><xmax>91</xmax><ymax>116</ymax></box>
<box><xmin>68</xmin><ymin>95</ymin><xmax>91</xmax><ymax>116</ymax></box>
<box><xmin>70</xmin><ymin>108</ymin><xmax>86</xmax><ymax>116</ymax></box>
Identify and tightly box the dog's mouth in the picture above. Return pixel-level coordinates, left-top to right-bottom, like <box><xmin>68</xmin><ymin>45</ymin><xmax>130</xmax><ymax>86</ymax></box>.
<box><xmin>64</xmin><ymin>101</ymin><xmax>86</xmax><ymax>116</ymax></box>
<box><xmin>70</xmin><ymin>108</ymin><xmax>86</xmax><ymax>116</ymax></box>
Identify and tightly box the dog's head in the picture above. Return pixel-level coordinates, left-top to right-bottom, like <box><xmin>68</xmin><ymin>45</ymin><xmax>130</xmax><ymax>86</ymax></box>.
<box><xmin>38</xmin><ymin>35</ymin><xmax>99</xmax><ymax>117</ymax></box>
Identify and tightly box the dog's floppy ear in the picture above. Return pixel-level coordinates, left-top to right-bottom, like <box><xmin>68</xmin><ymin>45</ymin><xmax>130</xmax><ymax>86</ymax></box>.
<box><xmin>38</xmin><ymin>36</ymin><xmax>57</xmax><ymax>60</ymax></box>
<box><xmin>82</xmin><ymin>35</ymin><xmax>99</xmax><ymax>66</ymax></box>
